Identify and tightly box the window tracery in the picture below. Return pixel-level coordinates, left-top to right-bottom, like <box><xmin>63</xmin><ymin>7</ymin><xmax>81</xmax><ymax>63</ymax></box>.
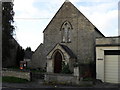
<box><xmin>61</xmin><ymin>21</ymin><xmax>72</xmax><ymax>43</ymax></box>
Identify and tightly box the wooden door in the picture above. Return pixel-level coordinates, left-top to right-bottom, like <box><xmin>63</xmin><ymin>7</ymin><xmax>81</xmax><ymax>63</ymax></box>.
<box><xmin>54</xmin><ymin>51</ymin><xmax>62</xmax><ymax>73</ymax></box>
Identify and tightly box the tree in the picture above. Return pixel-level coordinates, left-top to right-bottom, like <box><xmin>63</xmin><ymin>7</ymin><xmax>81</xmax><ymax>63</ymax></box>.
<box><xmin>2</xmin><ymin>2</ymin><xmax>15</xmax><ymax>63</ymax></box>
<box><xmin>16</xmin><ymin>46</ymin><xmax>24</xmax><ymax>67</ymax></box>
<box><xmin>26</xmin><ymin>47</ymin><xmax>31</xmax><ymax>51</ymax></box>
<box><xmin>24</xmin><ymin>47</ymin><xmax>32</xmax><ymax>59</ymax></box>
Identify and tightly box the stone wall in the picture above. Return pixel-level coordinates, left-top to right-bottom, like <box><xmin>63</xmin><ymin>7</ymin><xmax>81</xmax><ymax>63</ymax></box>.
<box><xmin>31</xmin><ymin>43</ymin><xmax>46</xmax><ymax>69</ymax></box>
<box><xmin>45</xmin><ymin>73</ymin><xmax>79</xmax><ymax>85</ymax></box>
<box><xmin>2</xmin><ymin>69</ymin><xmax>31</xmax><ymax>81</ymax></box>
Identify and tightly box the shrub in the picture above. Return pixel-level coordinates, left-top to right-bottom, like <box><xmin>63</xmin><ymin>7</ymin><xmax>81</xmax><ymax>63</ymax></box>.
<box><xmin>61</xmin><ymin>61</ymin><xmax>73</xmax><ymax>74</ymax></box>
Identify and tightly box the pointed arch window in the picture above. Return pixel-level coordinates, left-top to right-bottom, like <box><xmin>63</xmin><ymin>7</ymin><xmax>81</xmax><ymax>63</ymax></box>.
<box><xmin>61</xmin><ymin>21</ymin><xmax>72</xmax><ymax>43</ymax></box>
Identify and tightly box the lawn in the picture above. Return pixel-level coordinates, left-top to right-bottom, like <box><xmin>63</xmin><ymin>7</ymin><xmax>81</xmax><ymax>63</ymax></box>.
<box><xmin>2</xmin><ymin>76</ymin><xmax>29</xmax><ymax>83</ymax></box>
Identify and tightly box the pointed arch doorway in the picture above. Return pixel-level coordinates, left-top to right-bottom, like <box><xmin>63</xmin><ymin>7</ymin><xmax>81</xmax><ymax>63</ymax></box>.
<box><xmin>54</xmin><ymin>51</ymin><xmax>62</xmax><ymax>73</ymax></box>
<box><xmin>47</xmin><ymin>44</ymin><xmax>76</xmax><ymax>73</ymax></box>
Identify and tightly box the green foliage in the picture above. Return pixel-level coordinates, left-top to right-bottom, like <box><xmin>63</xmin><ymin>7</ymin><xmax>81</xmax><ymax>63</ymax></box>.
<box><xmin>2</xmin><ymin>2</ymin><xmax>15</xmax><ymax>64</ymax></box>
<box><xmin>6</xmin><ymin>66</ymin><xmax>20</xmax><ymax>70</ymax></box>
<box><xmin>30</xmin><ymin>68</ymin><xmax>46</xmax><ymax>73</ymax></box>
<box><xmin>83</xmin><ymin>77</ymin><xmax>93</xmax><ymax>81</ymax></box>
<box><xmin>2</xmin><ymin>2</ymin><xmax>15</xmax><ymax>36</ymax></box>
<box><xmin>16</xmin><ymin>46</ymin><xmax>25</xmax><ymax>66</ymax></box>
<box><xmin>26</xmin><ymin>47</ymin><xmax>31</xmax><ymax>51</ymax></box>
<box><xmin>2</xmin><ymin>76</ymin><xmax>29</xmax><ymax>83</ymax></box>
<box><xmin>61</xmin><ymin>61</ymin><xmax>73</xmax><ymax>74</ymax></box>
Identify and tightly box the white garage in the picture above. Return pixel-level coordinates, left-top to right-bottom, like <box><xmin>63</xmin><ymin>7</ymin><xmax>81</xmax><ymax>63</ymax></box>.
<box><xmin>96</xmin><ymin>37</ymin><xmax>120</xmax><ymax>83</ymax></box>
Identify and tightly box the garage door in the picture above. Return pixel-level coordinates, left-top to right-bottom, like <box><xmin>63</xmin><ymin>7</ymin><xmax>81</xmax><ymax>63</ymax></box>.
<box><xmin>104</xmin><ymin>55</ymin><xmax>119</xmax><ymax>83</ymax></box>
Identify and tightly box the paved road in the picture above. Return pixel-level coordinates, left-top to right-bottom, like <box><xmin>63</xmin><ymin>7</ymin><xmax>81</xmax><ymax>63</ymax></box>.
<box><xmin>2</xmin><ymin>80</ymin><xmax>120</xmax><ymax>90</ymax></box>
<box><xmin>2</xmin><ymin>87</ymin><xmax>120</xmax><ymax>90</ymax></box>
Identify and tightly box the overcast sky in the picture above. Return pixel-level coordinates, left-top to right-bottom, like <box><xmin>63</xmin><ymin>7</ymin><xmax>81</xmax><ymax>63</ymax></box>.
<box><xmin>13</xmin><ymin>0</ymin><xmax>119</xmax><ymax>51</ymax></box>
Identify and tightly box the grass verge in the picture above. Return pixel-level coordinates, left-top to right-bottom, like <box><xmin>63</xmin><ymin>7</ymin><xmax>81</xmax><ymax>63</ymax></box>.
<box><xmin>2</xmin><ymin>76</ymin><xmax>29</xmax><ymax>83</ymax></box>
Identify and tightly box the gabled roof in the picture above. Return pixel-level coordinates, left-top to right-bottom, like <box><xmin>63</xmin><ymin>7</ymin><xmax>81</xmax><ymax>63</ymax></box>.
<box><xmin>34</xmin><ymin>43</ymin><xmax>43</xmax><ymax>52</ymax></box>
<box><xmin>59</xmin><ymin>44</ymin><xmax>77</xmax><ymax>59</ymax></box>
<box><xmin>43</xmin><ymin>1</ymin><xmax>104</xmax><ymax>37</ymax></box>
<box><xmin>43</xmin><ymin>1</ymin><xmax>67</xmax><ymax>33</ymax></box>
<box><xmin>47</xmin><ymin>43</ymin><xmax>77</xmax><ymax>59</ymax></box>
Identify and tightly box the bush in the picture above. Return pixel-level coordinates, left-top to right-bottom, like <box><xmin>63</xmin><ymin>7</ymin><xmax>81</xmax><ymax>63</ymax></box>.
<box><xmin>61</xmin><ymin>61</ymin><xmax>73</xmax><ymax>74</ymax></box>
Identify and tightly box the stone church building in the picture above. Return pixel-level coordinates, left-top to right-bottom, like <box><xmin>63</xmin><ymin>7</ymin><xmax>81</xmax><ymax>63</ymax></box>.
<box><xmin>31</xmin><ymin>0</ymin><xmax>120</xmax><ymax>83</ymax></box>
<box><xmin>32</xmin><ymin>0</ymin><xmax>104</xmax><ymax>73</ymax></box>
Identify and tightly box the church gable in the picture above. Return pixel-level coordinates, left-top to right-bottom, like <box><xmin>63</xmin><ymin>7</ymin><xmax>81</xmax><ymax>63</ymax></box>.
<box><xmin>42</xmin><ymin>0</ymin><xmax>105</xmax><ymax>64</ymax></box>
<box><xmin>32</xmin><ymin>0</ymin><xmax>105</xmax><ymax>70</ymax></box>
<box><xmin>43</xmin><ymin>1</ymin><xmax>79</xmax><ymax>34</ymax></box>
<box><xmin>43</xmin><ymin>1</ymin><xmax>104</xmax><ymax>42</ymax></box>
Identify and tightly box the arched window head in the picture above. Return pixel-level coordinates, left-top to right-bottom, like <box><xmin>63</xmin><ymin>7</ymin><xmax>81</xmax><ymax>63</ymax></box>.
<box><xmin>61</xmin><ymin>21</ymin><xmax>72</xmax><ymax>43</ymax></box>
